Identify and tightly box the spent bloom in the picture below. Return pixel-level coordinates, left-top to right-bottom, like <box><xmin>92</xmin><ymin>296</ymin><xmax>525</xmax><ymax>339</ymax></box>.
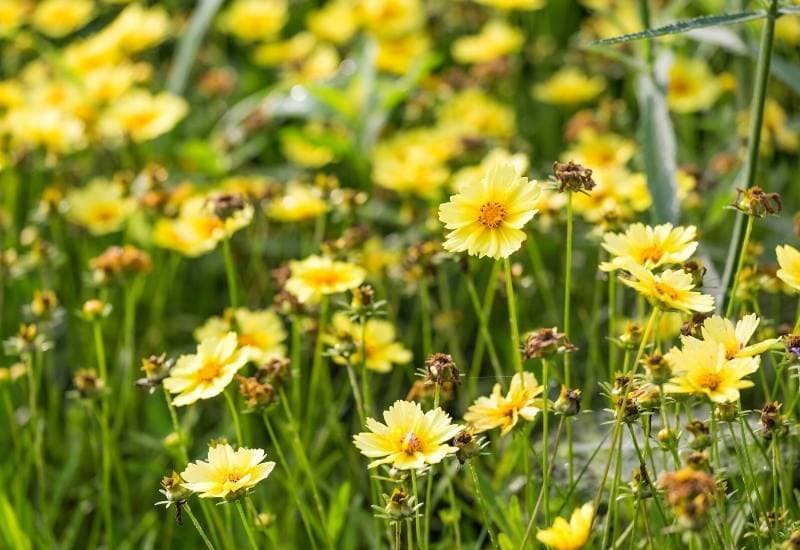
<box><xmin>438</xmin><ymin>162</ymin><xmax>540</xmax><ymax>259</ymax></box>
<box><xmin>599</xmin><ymin>223</ymin><xmax>698</xmax><ymax>272</ymax></box>
<box><xmin>181</xmin><ymin>443</ymin><xmax>275</xmax><ymax>500</ymax></box>
<box><xmin>163</xmin><ymin>332</ymin><xmax>252</xmax><ymax>407</ymax></box>
<box><xmin>285</xmin><ymin>255</ymin><xmax>366</xmax><ymax>304</ymax></box>
<box><xmin>353</xmin><ymin>400</ymin><xmax>463</xmax><ymax>470</ymax></box>
<box><xmin>536</xmin><ymin>503</ymin><xmax>594</xmax><ymax>550</ymax></box>
<box><xmin>464</xmin><ymin>372</ymin><xmax>543</xmax><ymax>436</ymax></box>
<box><xmin>618</xmin><ymin>261</ymin><xmax>714</xmax><ymax>314</ymax></box>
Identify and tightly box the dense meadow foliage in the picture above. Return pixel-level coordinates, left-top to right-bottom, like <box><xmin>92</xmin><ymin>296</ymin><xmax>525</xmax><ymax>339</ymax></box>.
<box><xmin>2</xmin><ymin>0</ymin><xmax>800</xmax><ymax>548</ymax></box>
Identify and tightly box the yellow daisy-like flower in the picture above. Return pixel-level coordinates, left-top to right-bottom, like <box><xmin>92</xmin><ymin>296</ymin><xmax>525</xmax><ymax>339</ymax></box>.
<box><xmin>353</xmin><ymin>400</ymin><xmax>463</xmax><ymax>470</ymax></box>
<box><xmin>664</xmin><ymin>340</ymin><xmax>759</xmax><ymax>404</ymax></box>
<box><xmin>306</xmin><ymin>0</ymin><xmax>358</xmax><ymax>45</ymax></box>
<box><xmin>476</xmin><ymin>0</ymin><xmax>545</xmax><ymax>9</ymax></box>
<box><xmin>599</xmin><ymin>223</ymin><xmax>698</xmax><ymax>272</ymax></box>
<box><xmin>0</xmin><ymin>0</ymin><xmax>28</xmax><ymax>37</ymax></box>
<box><xmin>181</xmin><ymin>443</ymin><xmax>275</xmax><ymax>500</ymax></box>
<box><xmin>266</xmin><ymin>182</ymin><xmax>328</xmax><ymax>222</ymax></box>
<box><xmin>328</xmin><ymin>313</ymin><xmax>412</xmax><ymax>373</ymax></box>
<box><xmin>163</xmin><ymin>332</ymin><xmax>252</xmax><ymax>407</ymax></box>
<box><xmin>682</xmin><ymin>314</ymin><xmax>780</xmax><ymax>360</ymax></box>
<box><xmin>359</xmin><ymin>0</ymin><xmax>423</xmax><ymax>39</ymax></box>
<box><xmin>572</xmin><ymin>168</ymin><xmax>651</xmax><ymax>228</ymax></box>
<box><xmin>65</xmin><ymin>178</ymin><xmax>135</xmax><ymax>235</ymax></box>
<box><xmin>450</xmin><ymin>148</ymin><xmax>529</xmax><ymax>193</ymax></box>
<box><xmin>438</xmin><ymin>162</ymin><xmax>540</xmax><ymax>259</ymax></box>
<box><xmin>286</xmin><ymin>255</ymin><xmax>366</xmax><ymax>304</ymax></box>
<box><xmin>31</xmin><ymin>0</ymin><xmax>93</xmax><ymax>38</ymax></box>
<box><xmin>195</xmin><ymin>308</ymin><xmax>287</xmax><ymax>364</ymax></box>
<box><xmin>464</xmin><ymin>372</ymin><xmax>543</xmax><ymax>436</ymax></box>
<box><xmin>536</xmin><ymin>503</ymin><xmax>594</xmax><ymax>550</ymax></box>
<box><xmin>564</xmin><ymin>130</ymin><xmax>635</xmax><ymax>171</ymax></box>
<box><xmin>618</xmin><ymin>261</ymin><xmax>714</xmax><ymax>314</ymax></box>
<box><xmin>220</xmin><ymin>0</ymin><xmax>287</xmax><ymax>42</ymax></box>
<box><xmin>438</xmin><ymin>88</ymin><xmax>515</xmax><ymax>141</ymax></box>
<box><xmin>452</xmin><ymin>20</ymin><xmax>523</xmax><ymax>65</ymax></box>
<box><xmin>776</xmin><ymin>244</ymin><xmax>800</xmax><ymax>292</ymax></box>
<box><xmin>667</xmin><ymin>57</ymin><xmax>722</xmax><ymax>114</ymax></box>
<box><xmin>105</xmin><ymin>3</ymin><xmax>170</xmax><ymax>54</ymax></box>
<box><xmin>100</xmin><ymin>90</ymin><xmax>188</xmax><ymax>143</ymax></box>
<box><xmin>533</xmin><ymin>68</ymin><xmax>605</xmax><ymax>105</ymax></box>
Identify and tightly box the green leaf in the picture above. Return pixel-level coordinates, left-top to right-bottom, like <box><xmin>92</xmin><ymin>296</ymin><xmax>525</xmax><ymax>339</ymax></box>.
<box><xmin>166</xmin><ymin>0</ymin><xmax>224</xmax><ymax>95</ymax></box>
<box><xmin>636</xmin><ymin>74</ymin><xmax>680</xmax><ymax>224</ymax></box>
<box><xmin>779</xmin><ymin>6</ymin><xmax>800</xmax><ymax>15</ymax></box>
<box><xmin>0</xmin><ymin>493</ymin><xmax>31</xmax><ymax>550</ymax></box>
<box><xmin>591</xmin><ymin>10</ymin><xmax>766</xmax><ymax>46</ymax></box>
<box><xmin>326</xmin><ymin>481</ymin><xmax>351</xmax><ymax>543</ymax></box>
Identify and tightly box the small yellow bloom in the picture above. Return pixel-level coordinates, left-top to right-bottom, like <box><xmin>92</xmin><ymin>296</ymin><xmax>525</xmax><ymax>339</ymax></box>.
<box><xmin>280</xmin><ymin>126</ymin><xmax>337</xmax><ymax>167</ymax></box>
<box><xmin>439</xmin><ymin>88</ymin><xmax>515</xmax><ymax>140</ymax></box>
<box><xmin>536</xmin><ymin>503</ymin><xmax>594</xmax><ymax>550</ymax></box>
<box><xmin>776</xmin><ymin>244</ymin><xmax>800</xmax><ymax>292</ymax></box>
<box><xmin>32</xmin><ymin>0</ymin><xmax>93</xmax><ymax>38</ymax></box>
<box><xmin>181</xmin><ymin>443</ymin><xmax>275</xmax><ymax>500</ymax></box>
<box><xmin>739</xmin><ymin>99</ymin><xmax>799</xmax><ymax>155</ymax></box>
<box><xmin>359</xmin><ymin>0</ymin><xmax>422</xmax><ymax>38</ymax></box>
<box><xmin>163</xmin><ymin>332</ymin><xmax>252</xmax><ymax>407</ymax></box>
<box><xmin>618</xmin><ymin>261</ymin><xmax>714</xmax><ymax>314</ymax></box>
<box><xmin>328</xmin><ymin>313</ymin><xmax>412</xmax><ymax>373</ymax></box>
<box><xmin>667</xmin><ymin>57</ymin><xmax>721</xmax><ymax>114</ymax></box>
<box><xmin>286</xmin><ymin>255</ymin><xmax>366</xmax><ymax>304</ymax></box>
<box><xmin>476</xmin><ymin>0</ymin><xmax>545</xmax><ymax>9</ymax></box>
<box><xmin>600</xmin><ymin>223</ymin><xmax>697</xmax><ymax>272</ymax></box>
<box><xmin>353</xmin><ymin>399</ymin><xmax>463</xmax><ymax>469</ymax></box>
<box><xmin>450</xmin><ymin>148</ymin><xmax>529</xmax><ymax>193</ymax></box>
<box><xmin>683</xmin><ymin>313</ymin><xmax>779</xmax><ymax>360</ymax></box>
<box><xmin>100</xmin><ymin>90</ymin><xmax>187</xmax><ymax>142</ymax></box>
<box><xmin>564</xmin><ymin>130</ymin><xmax>635</xmax><ymax>171</ymax></box>
<box><xmin>3</xmin><ymin>106</ymin><xmax>86</xmax><ymax>154</ymax></box>
<box><xmin>372</xmin><ymin>130</ymin><xmax>452</xmax><ymax>199</ymax></box>
<box><xmin>439</xmin><ymin>161</ymin><xmax>540</xmax><ymax>259</ymax></box>
<box><xmin>464</xmin><ymin>372</ymin><xmax>543</xmax><ymax>436</ymax></box>
<box><xmin>0</xmin><ymin>0</ymin><xmax>28</xmax><ymax>36</ymax></box>
<box><xmin>195</xmin><ymin>308</ymin><xmax>287</xmax><ymax>364</ymax></box>
<box><xmin>221</xmin><ymin>0</ymin><xmax>287</xmax><ymax>42</ymax></box>
<box><xmin>105</xmin><ymin>3</ymin><xmax>170</xmax><ymax>53</ymax></box>
<box><xmin>65</xmin><ymin>179</ymin><xmax>134</xmax><ymax>235</ymax></box>
<box><xmin>452</xmin><ymin>20</ymin><xmax>523</xmax><ymax>65</ymax></box>
<box><xmin>307</xmin><ymin>0</ymin><xmax>358</xmax><ymax>44</ymax></box>
<box><xmin>533</xmin><ymin>68</ymin><xmax>605</xmax><ymax>105</ymax></box>
<box><xmin>665</xmin><ymin>340</ymin><xmax>759</xmax><ymax>403</ymax></box>
<box><xmin>266</xmin><ymin>182</ymin><xmax>328</xmax><ymax>223</ymax></box>
<box><xmin>375</xmin><ymin>32</ymin><xmax>431</xmax><ymax>75</ymax></box>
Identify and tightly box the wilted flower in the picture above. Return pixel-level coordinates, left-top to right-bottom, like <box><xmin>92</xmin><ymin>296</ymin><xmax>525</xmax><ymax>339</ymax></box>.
<box><xmin>552</xmin><ymin>161</ymin><xmax>596</xmax><ymax>194</ymax></box>
<box><xmin>523</xmin><ymin>327</ymin><xmax>574</xmax><ymax>359</ymax></box>
<box><xmin>423</xmin><ymin>353</ymin><xmax>460</xmax><ymax>387</ymax></box>
<box><xmin>73</xmin><ymin>368</ymin><xmax>105</xmax><ymax>399</ymax></box>
<box><xmin>90</xmin><ymin>245</ymin><xmax>152</xmax><ymax>283</ymax></box>
<box><xmin>732</xmin><ymin>187</ymin><xmax>781</xmax><ymax>218</ymax></box>
<box><xmin>760</xmin><ymin>401</ymin><xmax>788</xmax><ymax>439</ymax></box>
<box><xmin>658</xmin><ymin>467</ymin><xmax>717</xmax><ymax>530</ymax></box>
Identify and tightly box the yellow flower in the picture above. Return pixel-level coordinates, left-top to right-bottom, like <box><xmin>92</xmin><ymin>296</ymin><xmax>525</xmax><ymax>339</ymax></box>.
<box><xmin>280</xmin><ymin>126</ymin><xmax>337</xmax><ymax>167</ymax></box>
<box><xmin>618</xmin><ymin>261</ymin><xmax>714</xmax><ymax>313</ymax></box>
<box><xmin>439</xmin><ymin>88</ymin><xmax>515</xmax><ymax>140</ymax></box>
<box><xmin>450</xmin><ymin>148</ymin><xmax>529</xmax><ymax>193</ymax></box>
<box><xmin>739</xmin><ymin>99</ymin><xmax>799</xmax><ymax>155</ymax></box>
<box><xmin>221</xmin><ymin>0</ymin><xmax>287</xmax><ymax>42</ymax></box>
<box><xmin>65</xmin><ymin>179</ymin><xmax>134</xmax><ymax>235</ymax></box>
<box><xmin>439</xmin><ymin>161</ymin><xmax>540</xmax><ymax>259</ymax></box>
<box><xmin>572</xmin><ymin>168</ymin><xmax>650</xmax><ymax>227</ymax></box>
<box><xmin>100</xmin><ymin>90</ymin><xmax>187</xmax><ymax>142</ymax></box>
<box><xmin>0</xmin><ymin>0</ymin><xmax>28</xmax><ymax>36</ymax></box>
<box><xmin>452</xmin><ymin>20</ymin><xmax>523</xmax><ymax>65</ymax></box>
<box><xmin>375</xmin><ymin>32</ymin><xmax>430</xmax><ymax>74</ymax></box>
<box><xmin>3</xmin><ymin>106</ymin><xmax>86</xmax><ymax>154</ymax></box>
<box><xmin>464</xmin><ymin>372</ymin><xmax>543</xmax><ymax>435</ymax></box>
<box><xmin>81</xmin><ymin>63</ymin><xmax>149</xmax><ymax>104</ymax></box>
<box><xmin>32</xmin><ymin>0</ymin><xmax>93</xmax><ymax>38</ymax></box>
<box><xmin>328</xmin><ymin>313</ymin><xmax>412</xmax><ymax>373</ymax></box>
<box><xmin>286</xmin><ymin>255</ymin><xmax>366</xmax><ymax>304</ymax></box>
<box><xmin>776</xmin><ymin>15</ymin><xmax>800</xmax><ymax>45</ymax></box>
<box><xmin>667</xmin><ymin>57</ymin><xmax>721</xmax><ymax>114</ymax></box>
<box><xmin>664</xmin><ymin>340</ymin><xmax>759</xmax><ymax>403</ymax></box>
<box><xmin>195</xmin><ymin>309</ymin><xmax>287</xmax><ymax>364</ymax></box>
<box><xmin>776</xmin><ymin>244</ymin><xmax>800</xmax><ymax>292</ymax></box>
<box><xmin>564</xmin><ymin>130</ymin><xmax>635</xmax><ymax>171</ymax></box>
<box><xmin>476</xmin><ymin>0</ymin><xmax>545</xmax><ymax>9</ymax></box>
<box><xmin>353</xmin><ymin>399</ymin><xmax>463</xmax><ymax>469</ymax></box>
<box><xmin>105</xmin><ymin>3</ymin><xmax>170</xmax><ymax>53</ymax></box>
<box><xmin>359</xmin><ymin>0</ymin><xmax>422</xmax><ymax>38</ymax></box>
<box><xmin>599</xmin><ymin>223</ymin><xmax>697</xmax><ymax>272</ymax></box>
<box><xmin>254</xmin><ymin>32</ymin><xmax>316</xmax><ymax>66</ymax></box>
<box><xmin>163</xmin><ymin>332</ymin><xmax>252</xmax><ymax>407</ymax></box>
<box><xmin>682</xmin><ymin>314</ymin><xmax>780</xmax><ymax>360</ymax></box>
<box><xmin>536</xmin><ymin>503</ymin><xmax>594</xmax><ymax>550</ymax></box>
<box><xmin>533</xmin><ymin>68</ymin><xmax>605</xmax><ymax>105</ymax></box>
<box><xmin>63</xmin><ymin>33</ymin><xmax>122</xmax><ymax>75</ymax></box>
<box><xmin>372</xmin><ymin>130</ymin><xmax>452</xmax><ymax>199</ymax></box>
<box><xmin>266</xmin><ymin>182</ymin><xmax>328</xmax><ymax>222</ymax></box>
<box><xmin>181</xmin><ymin>443</ymin><xmax>275</xmax><ymax>500</ymax></box>
<box><xmin>307</xmin><ymin>0</ymin><xmax>358</xmax><ymax>44</ymax></box>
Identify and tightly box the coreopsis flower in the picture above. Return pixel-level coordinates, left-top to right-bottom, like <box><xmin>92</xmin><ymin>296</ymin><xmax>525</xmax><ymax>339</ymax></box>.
<box><xmin>533</xmin><ymin>68</ymin><xmax>605</xmax><ymax>105</ymax></box>
<box><xmin>0</xmin><ymin>1</ymin><xmax>27</xmax><ymax>37</ymax></box>
<box><xmin>31</xmin><ymin>0</ymin><xmax>93</xmax><ymax>38</ymax></box>
<box><xmin>666</xmin><ymin>57</ymin><xmax>722</xmax><ymax>114</ymax></box>
<box><xmin>452</xmin><ymin>20</ymin><xmax>523</xmax><ymax>64</ymax></box>
<box><xmin>327</xmin><ymin>313</ymin><xmax>411</xmax><ymax>373</ymax></box>
<box><xmin>163</xmin><ymin>332</ymin><xmax>252</xmax><ymax>407</ymax></box>
<box><xmin>438</xmin><ymin>88</ymin><xmax>515</xmax><ymax>141</ymax></box>
<box><xmin>306</xmin><ymin>0</ymin><xmax>358</xmax><ymax>44</ymax></box>
<box><xmin>359</xmin><ymin>0</ymin><xmax>423</xmax><ymax>38</ymax></box>
<box><xmin>563</xmin><ymin>130</ymin><xmax>635</xmax><ymax>172</ymax></box>
<box><xmin>375</xmin><ymin>32</ymin><xmax>431</xmax><ymax>74</ymax></box>
<box><xmin>618</xmin><ymin>261</ymin><xmax>714</xmax><ymax>314</ymax></box>
<box><xmin>464</xmin><ymin>372</ymin><xmax>543</xmax><ymax>436</ymax></box>
<box><xmin>195</xmin><ymin>308</ymin><xmax>287</xmax><ymax>364</ymax></box>
<box><xmin>353</xmin><ymin>400</ymin><xmax>463</xmax><ymax>470</ymax></box>
<box><xmin>105</xmin><ymin>3</ymin><xmax>170</xmax><ymax>53</ymax></box>
<box><xmin>181</xmin><ymin>443</ymin><xmax>275</xmax><ymax>500</ymax></box>
<box><xmin>285</xmin><ymin>255</ymin><xmax>366</xmax><ymax>304</ymax></box>
<box><xmin>776</xmin><ymin>244</ymin><xmax>800</xmax><ymax>292</ymax></box>
<box><xmin>372</xmin><ymin>131</ymin><xmax>452</xmax><ymax>199</ymax></box>
<box><xmin>664</xmin><ymin>340</ymin><xmax>759</xmax><ymax>403</ymax></box>
<box><xmin>266</xmin><ymin>182</ymin><xmax>328</xmax><ymax>222</ymax></box>
<box><xmin>681</xmin><ymin>313</ymin><xmax>780</xmax><ymax>360</ymax></box>
<box><xmin>438</xmin><ymin>162</ymin><xmax>540</xmax><ymax>259</ymax></box>
<box><xmin>220</xmin><ymin>0</ymin><xmax>287</xmax><ymax>42</ymax></box>
<box><xmin>738</xmin><ymin>99</ymin><xmax>798</xmax><ymax>154</ymax></box>
<box><xmin>99</xmin><ymin>90</ymin><xmax>188</xmax><ymax>142</ymax></box>
<box><xmin>450</xmin><ymin>148</ymin><xmax>529</xmax><ymax>193</ymax></box>
<box><xmin>536</xmin><ymin>503</ymin><xmax>593</xmax><ymax>550</ymax></box>
<box><xmin>599</xmin><ymin>223</ymin><xmax>698</xmax><ymax>272</ymax></box>
<box><xmin>65</xmin><ymin>179</ymin><xmax>135</xmax><ymax>235</ymax></box>
<box><xmin>658</xmin><ymin>468</ymin><xmax>716</xmax><ymax>530</ymax></box>
<box><xmin>477</xmin><ymin>0</ymin><xmax>545</xmax><ymax>9</ymax></box>
<box><xmin>572</xmin><ymin>168</ymin><xmax>651</xmax><ymax>227</ymax></box>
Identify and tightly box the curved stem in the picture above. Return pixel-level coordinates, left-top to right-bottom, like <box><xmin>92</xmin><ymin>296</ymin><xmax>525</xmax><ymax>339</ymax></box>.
<box><xmin>185</xmin><ymin>504</ymin><xmax>216</xmax><ymax>550</ymax></box>
<box><xmin>725</xmin><ymin>215</ymin><xmax>754</xmax><ymax>318</ymax></box>
<box><xmin>563</xmin><ymin>191</ymin><xmax>574</xmax><ymax>489</ymax></box>
<box><xmin>223</xmin><ymin>389</ymin><xmax>244</xmax><ymax>446</ymax></box>
<box><xmin>235</xmin><ymin>500</ymin><xmax>258</xmax><ymax>550</ymax></box>
<box><xmin>467</xmin><ymin>462</ymin><xmax>499</xmax><ymax>550</ymax></box>
<box><xmin>93</xmin><ymin>321</ymin><xmax>113</xmax><ymax>548</ymax></box>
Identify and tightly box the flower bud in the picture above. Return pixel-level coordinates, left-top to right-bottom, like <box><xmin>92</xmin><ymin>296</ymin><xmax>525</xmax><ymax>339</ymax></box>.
<box><xmin>554</xmin><ymin>386</ymin><xmax>582</xmax><ymax>417</ymax></box>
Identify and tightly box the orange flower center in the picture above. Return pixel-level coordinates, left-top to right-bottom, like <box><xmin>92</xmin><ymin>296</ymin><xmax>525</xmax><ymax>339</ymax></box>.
<box><xmin>305</xmin><ymin>269</ymin><xmax>343</xmax><ymax>289</ymax></box>
<box><xmin>639</xmin><ymin>245</ymin><xmax>664</xmax><ymax>265</ymax></box>
<box><xmin>697</xmin><ymin>372</ymin><xmax>722</xmax><ymax>391</ymax></box>
<box><xmin>89</xmin><ymin>204</ymin><xmax>120</xmax><ymax>223</ymax></box>
<box><xmin>400</xmin><ymin>432</ymin><xmax>422</xmax><ymax>455</ymax></box>
<box><xmin>196</xmin><ymin>358</ymin><xmax>222</xmax><ymax>383</ymax></box>
<box><xmin>654</xmin><ymin>282</ymin><xmax>679</xmax><ymax>301</ymax></box>
<box><xmin>225</xmin><ymin>472</ymin><xmax>242</xmax><ymax>483</ymax></box>
<box><xmin>238</xmin><ymin>333</ymin><xmax>263</xmax><ymax>349</ymax></box>
<box><xmin>478</xmin><ymin>201</ymin><xmax>507</xmax><ymax>228</ymax></box>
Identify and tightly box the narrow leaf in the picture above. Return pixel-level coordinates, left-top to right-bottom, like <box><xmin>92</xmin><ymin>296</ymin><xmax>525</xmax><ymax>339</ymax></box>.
<box><xmin>592</xmin><ymin>10</ymin><xmax>766</xmax><ymax>46</ymax></box>
<box><xmin>636</xmin><ymin>74</ymin><xmax>680</xmax><ymax>224</ymax></box>
<box><xmin>166</xmin><ymin>0</ymin><xmax>224</xmax><ymax>95</ymax></box>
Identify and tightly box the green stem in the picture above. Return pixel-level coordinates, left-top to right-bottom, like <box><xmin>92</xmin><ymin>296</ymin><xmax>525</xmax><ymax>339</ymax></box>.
<box><xmin>163</xmin><ymin>385</ymin><xmax>189</xmax><ymax>466</ymax></box>
<box><xmin>411</xmin><ymin>469</ymin><xmax>424</xmax><ymax>549</ymax></box>
<box><xmin>419</xmin><ymin>280</ymin><xmax>433</xmax><ymax>359</ymax></box>
<box><xmin>467</xmin><ymin>462</ymin><xmax>499</xmax><ymax>550</ymax></box>
<box><xmin>541</xmin><ymin>357</ymin><xmax>550</xmax><ymax>524</ymax></box>
<box><xmin>563</xmin><ymin>191</ymin><xmax>574</xmax><ymax>490</ymax></box>
<box><xmin>307</xmin><ymin>296</ymin><xmax>329</xmax><ymax>429</ymax></box>
<box><xmin>465</xmin><ymin>274</ymin><xmax>503</xmax><ymax>380</ymax></box>
<box><xmin>503</xmin><ymin>258</ymin><xmax>523</xmax><ymax>376</ymax></box>
<box><xmin>725</xmin><ymin>215</ymin><xmax>754</xmax><ymax>318</ymax></box>
<box><xmin>223</xmin><ymin>389</ymin><xmax>244</xmax><ymax>446</ymax></box>
<box><xmin>93</xmin><ymin>321</ymin><xmax>113</xmax><ymax>548</ymax></box>
<box><xmin>222</xmin><ymin>234</ymin><xmax>239</xmax><ymax>310</ymax></box>
<box><xmin>235</xmin><ymin>500</ymin><xmax>258</xmax><ymax>550</ymax></box>
<box><xmin>185</xmin><ymin>504</ymin><xmax>216</xmax><ymax>550</ymax></box>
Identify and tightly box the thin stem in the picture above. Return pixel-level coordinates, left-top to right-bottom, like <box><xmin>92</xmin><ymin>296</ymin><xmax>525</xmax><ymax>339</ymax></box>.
<box><xmin>235</xmin><ymin>500</ymin><xmax>258</xmax><ymax>550</ymax></box>
<box><xmin>185</xmin><ymin>504</ymin><xmax>216</xmax><ymax>550</ymax></box>
<box><xmin>503</xmin><ymin>258</ymin><xmax>523</xmax><ymax>376</ymax></box>
<box><xmin>163</xmin><ymin>385</ymin><xmax>188</xmax><ymax>466</ymax></box>
<box><xmin>563</xmin><ymin>190</ymin><xmax>574</xmax><ymax>489</ymax></box>
<box><xmin>419</xmin><ymin>280</ymin><xmax>433</xmax><ymax>358</ymax></box>
<box><xmin>465</xmin><ymin>273</ymin><xmax>503</xmax><ymax>380</ymax></box>
<box><xmin>725</xmin><ymin>215</ymin><xmax>754</xmax><ymax>318</ymax></box>
<box><xmin>307</xmin><ymin>296</ymin><xmax>329</xmax><ymax>428</ymax></box>
<box><xmin>221</xmin><ymin>234</ymin><xmax>239</xmax><ymax>310</ymax></box>
<box><xmin>467</xmin><ymin>462</ymin><xmax>499</xmax><ymax>550</ymax></box>
<box><xmin>223</xmin><ymin>389</ymin><xmax>244</xmax><ymax>446</ymax></box>
<box><xmin>359</xmin><ymin>316</ymin><xmax>372</xmax><ymax>417</ymax></box>
<box><xmin>395</xmin><ymin>521</ymin><xmax>401</xmax><ymax>550</ymax></box>
<box><xmin>541</xmin><ymin>357</ymin><xmax>550</xmax><ymax>524</ymax></box>
<box><xmin>411</xmin><ymin>469</ymin><xmax>424</xmax><ymax>549</ymax></box>
<box><xmin>93</xmin><ymin>321</ymin><xmax>113</xmax><ymax>548</ymax></box>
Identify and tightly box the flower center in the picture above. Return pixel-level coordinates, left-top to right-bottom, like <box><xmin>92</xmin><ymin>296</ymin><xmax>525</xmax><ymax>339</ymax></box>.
<box><xmin>478</xmin><ymin>201</ymin><xmax>507</xmax><ymax>228</ymax></box>
<box><xmin>400</xmin><ymin>431</ymin><xmax>422</xmax><ymax>455</ymax></box>
<box><xmin>697</xmin><ymin>371</ymin><xmax>722</xmax><ymax>391</ymax></box>
<box><xmin>306</xmin><ymin>269</ymin><xmax>342</xmax><ymax>289</ymax></box>
<box><xmin>639</xmin><ymin>245</ymin><xmax>664</xmax><ymax>265</ymax></box>
<box><xmin>654</xmin><ymin>282</ymin><xmax>679</xmax><ymax>301</ymax></box>
<box><xmin>225</xmin><ymin>472</ymin><xmax>242</xmax><ymax>483</ymax></box>
<box><xmin>196</xmin><ymin>359</ymin><xmax>222</xmax><ymax>383</ymax></box>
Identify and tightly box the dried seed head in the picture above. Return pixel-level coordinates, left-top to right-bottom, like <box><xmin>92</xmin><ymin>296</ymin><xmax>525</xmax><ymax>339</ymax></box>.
<box><xmin>685</xmin><ymin>450</ymin><xmax>711</xmax><ymax>472</ymax></box>
<box><xmin>73</xmin><ymin>368</ymin><xmax>105</xmax><ymax>399</ymax></box>
<box><xmin>732</xmin><ymin>186</ymin><xmax>781</xmax><ymax>218</ymax></box>
<box><xmin>208</xmin><ymin>192</ymin><xmax>247</xmax><ymax>220</ymax></box>
<box><xmin>522</xmin><ymin>327</ymin><xmax>574</xmax><ymax>360</ymax></box>
<box><xmin>714</xmin><ymin>401</ymin><xmax>738</xmax><ymax>423</ymax></box>
<box><xmin>236</xmin><ymin>374</ymin><xmax>275</xmax><ymax>411</ymax></box>
<box><xmin>658</xmin><ymin>467</ymin><xmax>717</xmax><ymax>531</ymax></box>
<box><xmin>258</xmin><ymin>356</ymin><xmax>292</xmax><ymax>386</ymax></box>
<box><xmin>760</xmin><ymin>401</ymin><xmax>787</xmax><ymax>439</ymax></box>
<box><xmin>554</xmin><ymin>386</ymin><xmax>582</xmax><ymax>417</ymax></box>
<box><xmin>553</xmin><ymin>161</ymin><xmax>596</xmax><ymax>194</ymax></box>
<box><xmin>643</xmin><ymin>353</ymin><xmax>672</xmax><ymax>385</ymax></box>
<box><xmin>682</xmin><ymin>259</ymin><xmax>706</xmax><ymax>287</ymax></box>
<box><xmin>423</xmin><ymin>353</ymin><xmax>460</xmax><ymax>386</ymax></box>
<box><xmin>90</xmin><ymin>245</ymin><xmax>152</xmax><ymax>283</ymax></box>
<box><xmin>452</xmin><ymin>429</ymin><xmax>482</xmax><ymax>464</ymax></box>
